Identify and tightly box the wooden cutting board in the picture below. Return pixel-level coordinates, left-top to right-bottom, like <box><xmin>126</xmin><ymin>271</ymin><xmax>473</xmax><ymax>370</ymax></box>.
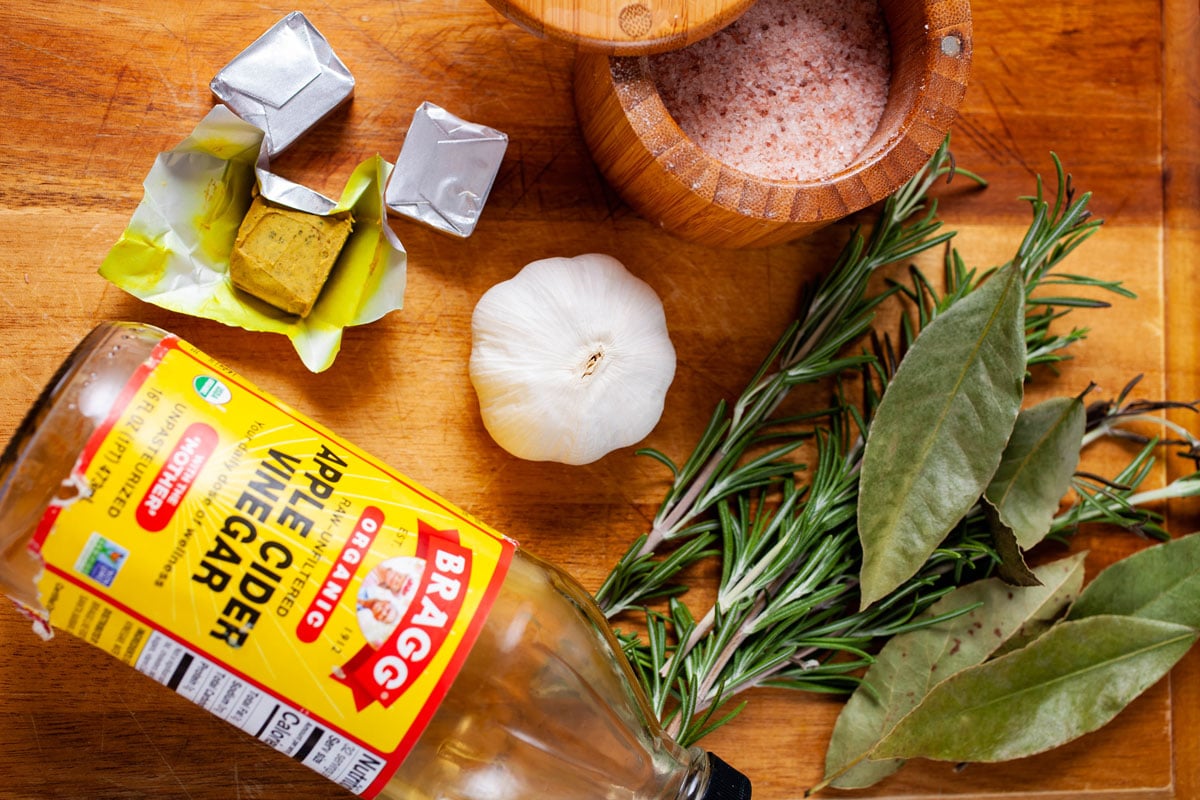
<box><xmin>0</xmin><ymin>0</ymin><xmax>1196</xmax><ymax>797</ymax></box>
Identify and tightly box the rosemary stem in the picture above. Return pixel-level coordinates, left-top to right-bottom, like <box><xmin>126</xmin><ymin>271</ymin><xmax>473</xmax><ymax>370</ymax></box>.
<box><xmin>694</xmin><ymin>610</ymin><xmax>760</xmax><ymax>712</ymax></box>
<box><xmin>641</xmin><ymin>455</ymin><xmax>724</xmax><ymax>556</ymax></box>
<box><xmin>1126</xmin><ymin>482</ymin><xmax>1200</xmax><ymax>506</ymax></box>
<box><xmin>662</xmin><ymin>604</ymin><xmax>717</xmax><ymax>678</ymax></box>
<box><xmin>1082</xmin><ymin>414</ymin><xmax>1200</xmax><ymax>449</ymax></box>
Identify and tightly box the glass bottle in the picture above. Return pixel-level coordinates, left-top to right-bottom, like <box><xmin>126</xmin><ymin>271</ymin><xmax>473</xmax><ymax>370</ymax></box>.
<box><xmin>0</xmin><ymin>321</ymin><xmax>751</xmax><ymax>800</ymax></box>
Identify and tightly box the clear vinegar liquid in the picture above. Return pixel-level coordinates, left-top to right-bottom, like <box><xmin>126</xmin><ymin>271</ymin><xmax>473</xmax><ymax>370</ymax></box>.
<box><xmin>385</xmin><ymin>550</ymin><xmax>705</xmax><ymax>800</ymax></box>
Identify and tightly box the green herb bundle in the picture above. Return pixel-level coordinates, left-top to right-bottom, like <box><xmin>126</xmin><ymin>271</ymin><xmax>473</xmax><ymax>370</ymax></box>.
<box><xmin>597</xmin><ymin>140</ymin><xmax>1200</xmax><ymax>788</ymax></box>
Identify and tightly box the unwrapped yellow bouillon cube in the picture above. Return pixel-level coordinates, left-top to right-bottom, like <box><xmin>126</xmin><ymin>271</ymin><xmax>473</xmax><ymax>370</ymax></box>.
<box><xmin>229</xmin><ymin>196</ymin><xmax>354</xmax><ymax>317</ymax></box>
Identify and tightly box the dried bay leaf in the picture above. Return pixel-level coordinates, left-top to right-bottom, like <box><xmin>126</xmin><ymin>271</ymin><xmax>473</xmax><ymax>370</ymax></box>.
<box><xmin>820</xmin><ymin>553</ymin><xmax>1085</xmax><ymax>789</ymax></box>
<box><xmin>984</xmin><ymin>499</ymin><xmax>1042</xmax><ymax>587</ymax></box>
<box><xmin>858</xmin><ymin>263</ymin><xmax>1026</xmax><ymax>608</ymax></box>
<box><xmin>985</xmin><ymin>396</ymin><xmax>1086</xmax><ymax>550</ymax></box>
<box><xmin>992</xmin><ymin>568</ymin><xmax>1089</xmax><ymax>660</ymax></box>
<box><xmin>872</xmin><ymin>615</ymin><xmax>1198</xmax><ymax>764</ymax></box>
<box><xmin>1068</xmin><ymin>532</ymin><xmax>1200</xmax><ymax>627</ymax></box>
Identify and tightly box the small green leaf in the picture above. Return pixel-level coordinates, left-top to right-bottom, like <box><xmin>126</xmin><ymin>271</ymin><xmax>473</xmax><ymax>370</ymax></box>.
<box><xmin>984</xmin><ymin>500</ymin><xmax>1042</xmax><ymax>586</ymax></box>
<box><xmin>873</xmin><ymin>615</ymin><xmax>1198</xmax><ymax>763</ymax></box>
<box><xmin>1069</xmin><ymin>533</ymin><xmax>1200</xmax><ymax>627</ymax></box>
<box><xmin>858</xmin><ymin>263</ymin><xmax>1027</xmax><ymax>608</ymax></box>
<box><xmin>992</xmin><ymin>553</ymin><xmax>1089</xmax><ymax>657</ymax></box>
<box><xmin>821</xmin><ymin>553</ymin><xmax>1085</xmax><ymax>789</ymax></box>
<box><xmin>985</xmin><ymin>396</ymin><xmax>1086</xmax><ymax>549</ymax></box>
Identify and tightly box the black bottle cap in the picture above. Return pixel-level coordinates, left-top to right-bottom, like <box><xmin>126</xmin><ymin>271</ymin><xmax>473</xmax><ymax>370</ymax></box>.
<box><xmin>703</xmin><ymin>752</ymin><xmax>752</xmax><ymax>800</ymax></box>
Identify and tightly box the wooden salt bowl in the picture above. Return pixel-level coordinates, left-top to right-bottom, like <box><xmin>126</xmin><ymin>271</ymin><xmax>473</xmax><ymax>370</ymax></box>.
<box><xmin>573</xmin><ymin>0</ymin><xmax>973</xmax><ymax>248</ymax></box>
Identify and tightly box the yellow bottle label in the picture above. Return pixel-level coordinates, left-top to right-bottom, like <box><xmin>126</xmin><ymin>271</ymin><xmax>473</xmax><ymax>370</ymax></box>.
<box><xmin>28</xmin><ymin>335</ymin><xmax>515</xmax><ymax>796</ymax></box>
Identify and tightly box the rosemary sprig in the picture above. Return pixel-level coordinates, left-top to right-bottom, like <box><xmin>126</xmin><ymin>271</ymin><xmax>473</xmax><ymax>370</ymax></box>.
<box><xmin>595</xmin><ymin>139</ymin><xmax>967</xmax><ymax>619</ymax></box>
<box><xmin>600</xmin><ymin>144</ymin><xmax>1200</xmax><ymax>748</ymax></box>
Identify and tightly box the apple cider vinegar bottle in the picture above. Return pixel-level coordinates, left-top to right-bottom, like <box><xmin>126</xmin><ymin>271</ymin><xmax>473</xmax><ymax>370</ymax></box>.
<box><xmin>0</xmin><ymin>321</ymin><xmax>750</xmax><ymax>800</ymax></box>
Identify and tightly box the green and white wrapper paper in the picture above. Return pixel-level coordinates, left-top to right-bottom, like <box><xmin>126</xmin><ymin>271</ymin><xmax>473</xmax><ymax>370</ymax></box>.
<box><xmin>100</xmin><ymin>105</ymin><xmax>407</xmax><ymax>373</ymax></box>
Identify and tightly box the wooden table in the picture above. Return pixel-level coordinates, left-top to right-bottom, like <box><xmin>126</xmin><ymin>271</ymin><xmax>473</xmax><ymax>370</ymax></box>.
<box><xmin>1</xmin><ymin>1</ymin><xmax>1197</xmax><ymax>797</ymax></box>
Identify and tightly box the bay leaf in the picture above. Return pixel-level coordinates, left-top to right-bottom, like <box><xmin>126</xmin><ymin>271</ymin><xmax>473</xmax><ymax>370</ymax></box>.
<box><xmin>1068</xmin><ymin>532</ymin><xmax>1200</xmax><ymax>627</ymax></box>
<box><xmin>985</xmin><ymin>396</ymin><xmax>1086</xmax><ymax>549</ymax></box>
<box><xmin>821</xmin><ymin>553</ymin><xmax>1085</xmax><ymax>789</ymax></box>
<box><xmin>857</xmin><ymin>263</ymin><xmax>1026</xmax><ymax>608</ymax></box>
<box><xmin>984</xmin><ymin>499</ymin><xmax>1041</xmax><ymax>587</ymax></box>
<box><xmin>872</xmin><ymin>615</ymin><xmax>1198</xmax><ymax>763</ymax></box>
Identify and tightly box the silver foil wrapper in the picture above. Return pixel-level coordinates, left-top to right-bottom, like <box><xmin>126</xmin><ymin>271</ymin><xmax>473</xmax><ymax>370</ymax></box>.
<box><xmin>210</xmin><ymin>11</ymin><xmax>354</xmax><ymax>157</ymax></box>
<box><xmin>385</xmin><ymin>102</ymin><xmax>509</xmax><ymax>238</ymax></box>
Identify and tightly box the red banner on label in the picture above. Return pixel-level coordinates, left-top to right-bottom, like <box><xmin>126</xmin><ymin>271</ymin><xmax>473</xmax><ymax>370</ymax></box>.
<box><xmin>297</xmin><ymin>506</ymin><xmax>384</xmax><ymax>643</ymax></box>
<box><xmin>136</xmin><ymin>423</ymin><xmax>217</xmax><ymax>532</ymax></box>
<box><xmin>334</xmin><ymin>522</ymin><xmax>471</xmax><ymax>711</ymax></box>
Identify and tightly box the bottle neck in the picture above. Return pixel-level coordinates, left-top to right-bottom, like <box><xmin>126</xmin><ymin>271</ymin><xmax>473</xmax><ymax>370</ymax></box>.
<box><xmin>679</xmin><ymin>749</ymin><xmax>752</xmax><ymax>800</ymax></box>
<box><xmin>0</xmin><ymin>322</ymin><xmax>165</xmax><ymax>610</ymax></box>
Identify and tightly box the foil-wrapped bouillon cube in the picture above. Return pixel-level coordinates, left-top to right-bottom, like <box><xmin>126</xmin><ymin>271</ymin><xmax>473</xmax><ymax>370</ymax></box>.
<box><xmin>210</xmin><ymin>11</ymin><xmax>354</xmax><ymax>157</ymax></box>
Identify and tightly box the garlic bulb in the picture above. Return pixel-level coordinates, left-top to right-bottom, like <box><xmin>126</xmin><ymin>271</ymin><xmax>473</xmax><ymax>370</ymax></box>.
<box><xmin>469</xmin><ymin>253</ymin><xmax>677</xmax><ymax>466</ymax></box>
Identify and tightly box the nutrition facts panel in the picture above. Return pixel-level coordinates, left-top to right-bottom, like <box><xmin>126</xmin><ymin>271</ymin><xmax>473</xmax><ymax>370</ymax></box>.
<box><xmin>134</xmin><ymin>631</ymin><xmax>388</xmax><ymax>794</ymax></box>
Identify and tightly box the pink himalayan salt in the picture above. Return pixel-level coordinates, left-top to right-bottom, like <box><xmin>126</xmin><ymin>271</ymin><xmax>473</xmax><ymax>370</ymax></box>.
<box><xmin>647</xmin><ymin>0</ymin><xmax>891</xmax><ymax>182</ymax></box>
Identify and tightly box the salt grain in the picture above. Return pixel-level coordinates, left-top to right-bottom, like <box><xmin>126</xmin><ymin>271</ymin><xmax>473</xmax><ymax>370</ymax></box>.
<box><xmin>647</xmin><ymin>0</ymin><xmax>891</xmax><ymax>182</ymax></box>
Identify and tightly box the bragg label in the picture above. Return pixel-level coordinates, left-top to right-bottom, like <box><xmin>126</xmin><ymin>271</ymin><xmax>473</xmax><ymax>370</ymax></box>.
<box><xmin>26</xmin><ymin>335</ymin><xmax>515</xmax><ymax>797</ymax></box>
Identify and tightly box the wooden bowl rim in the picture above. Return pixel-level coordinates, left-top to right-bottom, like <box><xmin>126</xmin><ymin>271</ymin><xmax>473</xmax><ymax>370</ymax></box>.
<box><xmin>485</xmin><ymin>0</ymin><xmax>762</xmax><ymax>55</ymax></box>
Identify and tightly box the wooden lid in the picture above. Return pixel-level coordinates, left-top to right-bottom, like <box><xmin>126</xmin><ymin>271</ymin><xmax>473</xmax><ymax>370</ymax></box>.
<box><xmin>484</xmin><ymin>0</ymin><xmax>757</xmax><ymax>54</ymax></box>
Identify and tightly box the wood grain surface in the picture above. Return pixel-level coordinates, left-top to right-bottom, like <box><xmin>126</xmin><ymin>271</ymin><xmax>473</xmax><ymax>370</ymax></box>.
<box><xmin>482</xmin><ymin>0</ymin><xmax>760</xmax><ymax>53</ymax></box>
<box><xmin>0</xmin><ymin>1</ymin><xmax>1196</xmax><ymax>798</ymax></box>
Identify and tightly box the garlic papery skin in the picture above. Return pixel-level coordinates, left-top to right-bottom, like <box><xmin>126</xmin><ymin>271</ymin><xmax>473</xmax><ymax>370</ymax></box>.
<box><xmin>469</xmin><ymin>253</ymin><xmax>677</xmax><ymax>466</ymax></box>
